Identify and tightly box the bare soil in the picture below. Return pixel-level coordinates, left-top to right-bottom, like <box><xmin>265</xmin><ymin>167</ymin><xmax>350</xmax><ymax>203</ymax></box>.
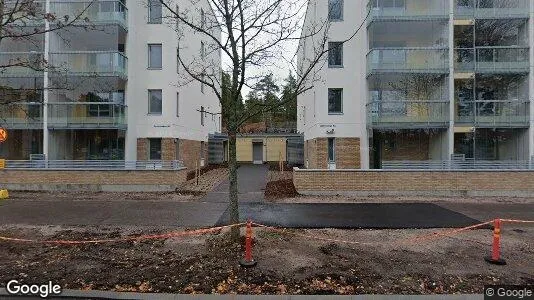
<box><xmin>0</xmin><ymin>224</ymin><xmax>532</xmax><ymax>295</ymax></box>
<box><xmin>179</xmin><ymin>168</ymin><xmax>229</xmax><ymax>194</ymax></box>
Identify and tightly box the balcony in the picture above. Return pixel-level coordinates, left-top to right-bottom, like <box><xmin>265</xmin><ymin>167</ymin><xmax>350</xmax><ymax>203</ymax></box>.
<box><xmin>368</xmin><ymin>0</ymin><xmax>449</xmax><ymax>23</ymax></box>
<box><xmin>0</xmin><ymin>103</ymin><xmax>43</xmax><ymax>129</ymax></box>
<box><xmin>367</xmin><ymin>48</ymin><xmax>449</xmax><ymax>75</ymax></box>
<box><xmin>4</xmin><ymin>0</ymin><xmax>46</xmax><ymax>26</ymax></box>
<box><xmin>456</xmin><ymin>100</ymin><xmax>529</xmax><ymax>127</ymax></box>
<box><xmin>454</xmin><ymin>47</ymin><xmax>529</xmax><ymax>73</ymax></box>
<box><xmin>0</xmin><ymin>52</ymin><xmax>45</xmax><ymax>77</ymax></box>
<box><xmin>50</xmin><ymin>0</ymin><xmax>128</xmax><ymax>29</ymax></box>
<box><xmin>48</xmin><ymin>102</ymin><xmax>127</xmax><ymax>129</ymax></box>
<box><xmin>48</xmin><ymin>51</ymin><xmax>127</xmax><ymax>78</ymax></box>
<box><xmin>454</xmin><ymin>0</ymin><xmax>530</xmax><ymax>19</ymax></box>
<box><xmin>367</xmin><ymin>100</ymin><xmax>450</xmax><ymax>129</ymax></box>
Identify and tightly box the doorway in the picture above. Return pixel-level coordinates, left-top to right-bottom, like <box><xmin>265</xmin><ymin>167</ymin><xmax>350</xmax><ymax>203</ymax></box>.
<box><xmin>252</xmin><ymin>141</ymin><xmax>263</xmax><ymax>164</ymax></box>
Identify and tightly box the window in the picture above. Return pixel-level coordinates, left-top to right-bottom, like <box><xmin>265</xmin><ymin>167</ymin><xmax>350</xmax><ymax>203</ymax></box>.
<box><xmin>148</xmin><ymin>44</ymin><xmax>162</xmax><ymax>69</ymax></box>
<box><xmin>328</xmin><ymin>88</ymin><xmax>343</xmax><ymax>114</ymax></box>
<box><xmin>149</xmin><ymin>138</ymin><xmax>162</xmax><ymax>160</ymax></box>
<box><xmin>328</xmin><ymin>42</ymin><xmax>343</xmax><ymax>67</ymax></box>
<box><xmin>200</xmin><ymin>141</ymin><xmax>205</xmax><ymax>159</ymax></box>
<box><xmin>148</xmin><ymin>0</ymin><xmax>162</xmax><ymax>23</ymax></box>
<box><xmin>201</xmin><ymin>41</ymin><xmax>205</xmax><ymax>59</ymax></box>
<box><xmin>200</xmin><ymin>106</ymin><xmax>205</xmax><ymax>126</ymax></box>
<box><xmin>148</xmin><ymin>89</ymin><xmax>162</xmax><ymax>115</ymax></box>
<box><xmin>176</xmin><ymin>47</ymin><xmax>180</xmax><ymax>73</ymax></box>
<box><xmin>176</xmin><ymin>92</ymin><xmax>180</xmax><ymax>117</ymax></box>
<box><xmin>201</xmin><ymin>8</ymin><xmax>205</xmax><ymax>29</ymax></box>
<box><xmin>328</xmin><ymin>0</ymin><xmax>343</xmax><ymax>21</ymax></box>
<box><xmin>328</xmin><ymin>138</ymin><xmax>335</xmax><ymax>162</ymax></box>
<box><xmin>201</xmin><ymin>74</ymin><xmax>205</xmax><ymax>93</ymax></box>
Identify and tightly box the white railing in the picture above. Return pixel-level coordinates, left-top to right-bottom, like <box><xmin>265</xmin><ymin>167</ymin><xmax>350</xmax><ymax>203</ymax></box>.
<box><xmin>4</xmin><ymin>160</ymin><xmax>185</xmax><ymax>170</ymax></box>
<box><xmin>382</xmin><ymin>160</ymin><xmax>532</xmax><ymax>170</ymax></box>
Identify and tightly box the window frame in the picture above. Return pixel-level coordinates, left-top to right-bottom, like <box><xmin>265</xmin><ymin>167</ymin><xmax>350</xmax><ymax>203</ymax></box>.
<box><xmin>328</xmin><ymin>41</ymin><xmax>344</xmax><ymax>68</ymax></box>
<box><xmin>148</xmin><ymin>0</ymin><xmax>162</xmax><ymax>24</ymax></box>
<box><xmin>148</xmin><ymin>89</ymin><xmax>163</xmax><ymax>115</ymax></box>
<box><xmin>328</xmin><ymin>88</ymin><xmax>344</xmax><ymax>115</ymax></box>
<box><xmin>148</xmin><ymin>138</ymin><xmax>162</xmax><ymax>160</ymax></box>
<box><xmin>148</xmin><ymin>44</ymin><xmax>162</xmax><ymax>70</ymax></box>
<box><xmin>328</xmin><ymin>0</ymin><xmax>344</xmax><ymax>21</ymax></box>
<box><xmin>327</xmin><ymin>138</ymin><xmax>336</xmax><ymax>163</ymax></box>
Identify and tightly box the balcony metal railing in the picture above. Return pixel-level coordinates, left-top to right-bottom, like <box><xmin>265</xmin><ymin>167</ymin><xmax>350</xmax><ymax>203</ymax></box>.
<box><xmin>50</xmin><ymin>0</ymin><xmax>128</xmax><ymax>29</ymax></box>
<box><xmin>368</xmin><ymin>0</ymin><xmax>449</xmax><ymax>21</ymax></box>
<box><xmin>367</xmin><ymin>48</ymin><xmax>449</xmax><ymax>74</ymax></box>
<box><xmin>0</xmin><ymin>103</ymin><xmax>43</xmax><ymax>129</ymax></box>
<box><xmin>367</xmin><ymin>100</ymin><xmax>450</xmax><ymax>128</ymax></box>
<box><xmin>455</xmin><ymin>47</ymin><xmax>529</xmax><ymax>73</ymax></box>
<box><xmin>48</xmin><ymin>51</ymin><xmax>127</xmax><ymax>78</ymax></box>
<box><xmin>382</xmin><ymin>159</ymin><xmax>533</xmax><ymax>170</ymax></box>
<box><xmin>454</xmin><ymin>0</ymin><xmax>530</xmax><ymax>18</ymax></box>
<box><xmin>0</xmin><ymin>52</ymin><xmax>45</xmax><ymax>77</ymax></box>
<box><xmin>48</xmin><ymin>102</ymin><xmax>127</xmax><ymax>129</ymax></box>
<box><xmin>4</xmin><ymin>160</ymin><xmax>185</xmax><ymax>170</ymax></box>
<box><xmin>455</xmin><ymin>100</ymin><xmax>530</xmax><ymax>127</ymax></box>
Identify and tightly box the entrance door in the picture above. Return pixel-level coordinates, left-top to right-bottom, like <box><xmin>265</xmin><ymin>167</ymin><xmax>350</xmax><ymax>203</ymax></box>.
<box><xmin>252</xmin><ymin>142</ymin><xmax>263</xmax><ymax>164</ymax></box>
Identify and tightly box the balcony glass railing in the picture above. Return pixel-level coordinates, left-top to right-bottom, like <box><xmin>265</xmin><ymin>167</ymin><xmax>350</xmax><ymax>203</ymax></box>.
<box><xmin>48</xmin><ymin>102</ymin><xmax>127</xmax><ymax>129</ymax></box>
<box><xmin>455</xmin><ymin>100</ymin><xmax>529</xmax><ymax>127</ymax></box>
<box><xmin>0</xmin><ymin>103</ymin><xmax>43</xmax><ymax>129</ymax></box>
<box><xmin>367</xmin><ymin>48</ymin><xmax>449</xmax><ymax>74</ymax></box>
<box><xmin>50</xmin><ymin>0</ymin><xmax>128</xmax><ymax>29</ymax></box>
<box><xmin>367</xmin><ymin>100</ymin><xmax>450</xmax><ymax>128</ymax></box>
<box><xmin>4</xmin><ymin>0</ymin><xmax>46</xmax><ymax>26</ymax></box>
<box><xmin>454</xmin><ymin>0</ymin><xmax>530</xmax><ymax>18</ymax></box>
<box><xmin>48</xmin><ymin>51</ymin><xmax>127</xmax><ymax>78</ymax></box>
<box><xmin>368</xmin><ymin>0</ymin><xmax>449</xmax><ymax>20</ymax></box>
<box><xmin>454</xmin><ymin>47</ymin><xmax>529</xmax><ymax>73</ymax></box>
<box><xmin>0</xmin><ymin>52</ymin><xmax>45</xmax><ymax>77</ymax></box>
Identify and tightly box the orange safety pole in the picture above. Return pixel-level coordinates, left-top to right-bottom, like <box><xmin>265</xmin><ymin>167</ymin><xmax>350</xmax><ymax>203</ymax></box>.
<box><xmin>239</xmin><ymin>220</ymin><xmax>257</xmax><ymax>267</ymax></box>
<box><xmin>484</xmin><ymin>219</ymin><xmax>506</xmax><ymax>265</ymax></box>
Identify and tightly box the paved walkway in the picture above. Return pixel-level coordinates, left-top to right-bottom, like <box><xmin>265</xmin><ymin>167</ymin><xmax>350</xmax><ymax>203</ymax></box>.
<box><xmin>201</xmin><ymin>164</ymin><xmax>269</xmax><ymax>203</ymax></box>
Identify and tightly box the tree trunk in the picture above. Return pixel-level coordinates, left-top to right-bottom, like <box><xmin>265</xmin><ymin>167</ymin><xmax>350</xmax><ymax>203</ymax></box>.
<box><xmin>228</xmin><ymin>130</ymin><xmax>240</xmax><ymax>241</ymax></box>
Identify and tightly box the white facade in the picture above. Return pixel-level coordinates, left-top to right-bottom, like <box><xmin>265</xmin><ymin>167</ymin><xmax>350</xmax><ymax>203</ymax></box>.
<box><xmin>125</xmin><ymin>0</ymin><xmax>221</xmax><ymax>160</ymax></box>
<box><xmin>0</xmin><ymin>0</ymin><xmax>221</xmax><ymax>162</ymax></box>
<box><xmin>298</xmin><ymin>0</ymin><xmax>534</xmax><ymax>169</ymax></box>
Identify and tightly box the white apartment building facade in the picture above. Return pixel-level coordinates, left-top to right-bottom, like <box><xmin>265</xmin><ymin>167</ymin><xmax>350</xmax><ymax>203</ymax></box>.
<box><xmin>0</xmin><ymin>0</ymin><xmax>221</xmax><ymax>169</ymax></box>
<box><xmin>297</xmin><ymin>0</ymin><xmax>534</xmax><ymax>170</ymax></box>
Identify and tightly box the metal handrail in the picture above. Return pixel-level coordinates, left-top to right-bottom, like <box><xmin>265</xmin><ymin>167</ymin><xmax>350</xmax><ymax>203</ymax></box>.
<box><xmin>4</xmin><ymin>160</ymin><xmax>185</xmax><ymax>171</ymax></box>
<box><xmin>382</xmin><ymin>160</ymin><xmax>532</xmax><ymax>170</ymax></box>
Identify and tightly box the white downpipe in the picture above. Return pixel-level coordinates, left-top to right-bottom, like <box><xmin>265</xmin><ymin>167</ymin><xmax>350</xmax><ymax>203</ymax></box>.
<box><xmin>42</xmin><ymin>0</ymin><xmax>50</xmax><ymax>160</ymax></box>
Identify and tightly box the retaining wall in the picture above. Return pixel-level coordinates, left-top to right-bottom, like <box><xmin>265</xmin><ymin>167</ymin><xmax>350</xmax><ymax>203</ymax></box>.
<box><xmin>293</xmin><ymin>168</ymin><xmax>534</xmax><ymax>197</ymax></box>
<box><xmin>0</xmin><ymin>169</ymin><xmax>188</xmax><ymax>192</ymax></box>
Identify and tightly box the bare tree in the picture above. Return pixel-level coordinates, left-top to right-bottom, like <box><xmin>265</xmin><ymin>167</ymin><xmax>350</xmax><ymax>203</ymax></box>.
<box><xmin>159</xmin><ymin>0</ymin><xmax>367</xmax><ymax>240</ymax></box>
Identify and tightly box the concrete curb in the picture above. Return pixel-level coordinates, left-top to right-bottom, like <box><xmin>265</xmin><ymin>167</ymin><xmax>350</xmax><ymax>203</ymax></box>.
<box><xmin>0</xmin><ymin>289</ymin><xmax>483</xmax><ymax>299</ymax></box>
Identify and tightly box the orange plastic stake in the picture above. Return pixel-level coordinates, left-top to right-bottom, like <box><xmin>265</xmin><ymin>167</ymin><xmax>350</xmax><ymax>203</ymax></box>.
<box><xmin>239</xmin><ymin>220</ymin><xmax>257</xmax><ymax>267</ymax></box>
<box><xmin>484</xmin><ymin>219</ymin><xmax>506</xmax><ymax>265</ymax></box>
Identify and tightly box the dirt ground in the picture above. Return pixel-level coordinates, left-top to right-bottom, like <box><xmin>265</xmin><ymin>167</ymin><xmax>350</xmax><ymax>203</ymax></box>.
<box><xmin>0</xmin><ymin>224</ymin><xmax>532</xmax><ymax>295</ymax></box>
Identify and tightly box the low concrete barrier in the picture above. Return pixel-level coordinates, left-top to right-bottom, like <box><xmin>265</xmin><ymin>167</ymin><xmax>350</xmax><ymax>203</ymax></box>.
<box><xmin>0</xmin><ymin>169</ymin><xmax>188</xmax><ymax>192</ymax></box>
<box><xmin>293</xmin><ymin>168</ymin><xmax>534</xmax><ymax>197</ymax></box>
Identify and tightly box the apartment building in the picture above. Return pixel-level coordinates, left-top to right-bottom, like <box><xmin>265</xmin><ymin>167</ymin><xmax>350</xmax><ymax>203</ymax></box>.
<box><xmin>0</xmin><ymin>0</ymin><xmax>221</xmax><ymax>169</ymax></box>
<box><xmin>297</xmin><ymin>0</ymin><xmax>534</xmax><ymax>169</ymax></box>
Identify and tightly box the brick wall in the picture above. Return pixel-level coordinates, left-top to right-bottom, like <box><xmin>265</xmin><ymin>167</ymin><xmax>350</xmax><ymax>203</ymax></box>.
<box><xmin>0</xmin><ymin>169</ymin><xmax>187</xmax><ymax>188</ymax></box>
<box><xmin>136</xmin><ymin>138</ymin><xmax>206</xmax><ymax>169</ymax></box>
<box><xmin>381</xmin><ymin>132</ymin><xmax>429</xmax><ymax>161</ymax></box>
<box><xmin>304</xmin><ymin>138</ymin><xmax>361</xmax><ymax>169</ymax></box>
<box><xmin>293</xmin><ymin>169</ymin><xmax>534</xmax><ymax>196</ymax></box>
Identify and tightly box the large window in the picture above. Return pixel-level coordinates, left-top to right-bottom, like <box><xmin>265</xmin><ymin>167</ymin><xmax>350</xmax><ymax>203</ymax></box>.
<box><xmin>328</xmin><ymin>88</ymin><xmax>343</xmax><ymax>114</ymax></box>
<box><xmin>148</xmin><ymin>0</ymin><xmax>162</xmax><ymax>23</ymax></box>
<box><xmin>328</xmin><ymin>0</ymin><xmax>343</xmax><ymax>21</ymax></box>
<box><xmin>328</xmin><ymin>42</ymin><xmax>343</xmax><ymax>67</ymax></box>
<box><xmin>148</xmin><ymin>89</ymin><xmax>162</xmax><ymax>115</ymax></box>
<box><xmin>149</xmin><ymin>138</ymin><xmax>162</xmax><ymax>160</ymax></box>
<box><xmin>148</xmin><ymin>44</ymin><xmax>162</xmax><ymax>69</ymax></box>
<box><xmin>328</xmin><ymin>138</ymin><xmax>335</xmax><ymax>162</ymax></box>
